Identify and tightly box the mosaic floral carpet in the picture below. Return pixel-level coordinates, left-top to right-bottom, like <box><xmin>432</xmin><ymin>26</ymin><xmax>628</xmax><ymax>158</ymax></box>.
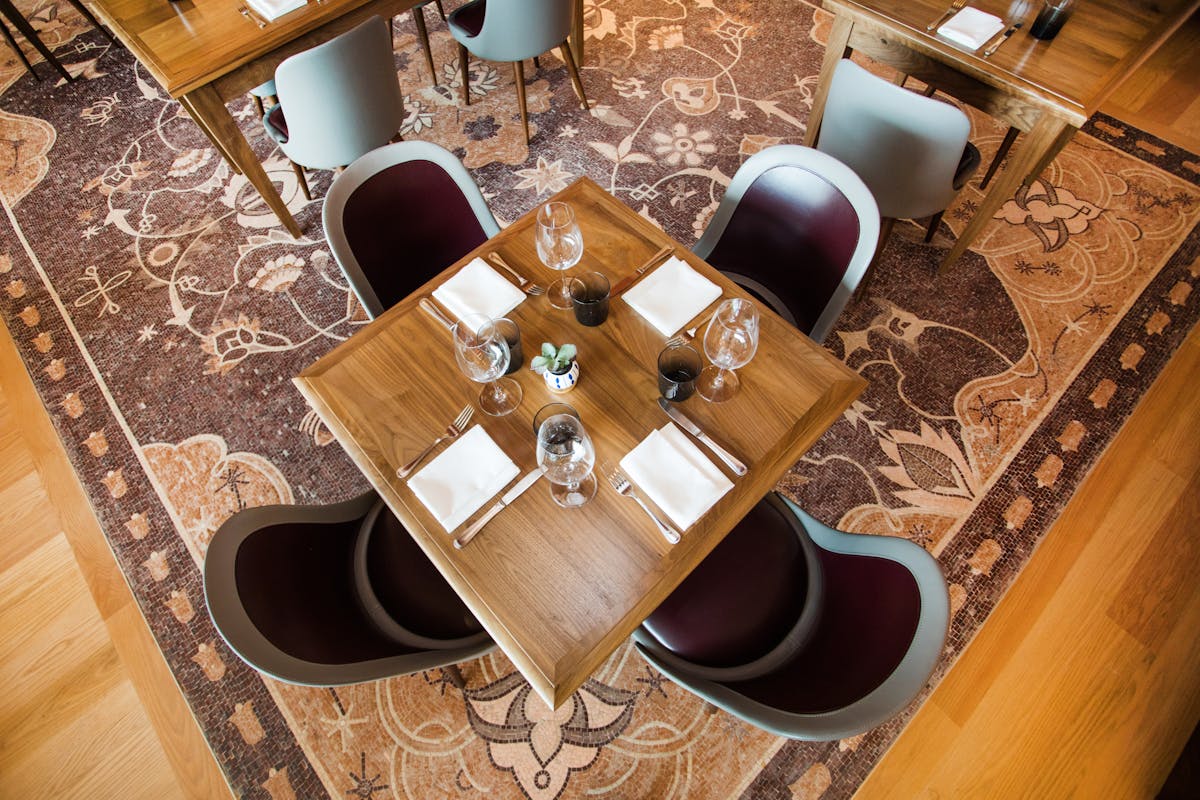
<box><xmin>1</xmin><ymin>0</ymin><xmax>1198</xmax><ymax>797</ymax></box>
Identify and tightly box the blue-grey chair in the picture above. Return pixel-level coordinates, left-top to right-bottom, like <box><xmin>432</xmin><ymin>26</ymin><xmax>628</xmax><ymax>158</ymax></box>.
<box><xmin>262</xmin><ymin>16</ymin><xmax>405</xmax><ymax>201</ymax></box>
<box><xmin>633</xmin><ymin>493</ymin><xmax>949</xmax><ymax>741</ymax></box>
<box><xmin>204</xmin><ymin>491</ymin><xmax>494</xmax><ymax>687</ymax></box>
<box><xmin>693</xmin><ymin>144</ymin><xmax>880</xmax><ymax>343</ymax></box>
<box><xmin>447</xmin><ymin>0</ymin><xmax>588</xmax><ymax>143</ymax></box>
<box><xmin>323</xmin><ymin>141</ymin><xmax>500</xmax><ymax>318</ymax></box>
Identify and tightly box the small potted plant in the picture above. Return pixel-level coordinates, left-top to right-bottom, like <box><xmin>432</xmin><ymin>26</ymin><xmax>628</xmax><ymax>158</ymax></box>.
<box><xmin>531</xmin><ymin>342</ymin><xmax>579</xmax><ymax>393</ymax></box>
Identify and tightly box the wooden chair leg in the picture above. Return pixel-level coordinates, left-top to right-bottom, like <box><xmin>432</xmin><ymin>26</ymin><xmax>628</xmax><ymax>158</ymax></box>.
<box><xmin>924</xmin><ymin>210</ymin><xmax>944</xmax><ymax>243</ymax></box>
<box><xmin>513</xmin><ymin>61</ymin><xmax>529</xmax><ymax>143</ymax></box>
<box><xmin>558</xmin><ymin>42</ymin><xmax>588</xmax><ymax>110</ymax></box>
<box><xmin>411</xmin><ymin>7</ymin><xmax>437</xmax><ymax>83</ymax></box>
<box><xmin>290</xmin><ymin>161</ymin><xmax>312</xmax><ymax>201</ymax></box>
<box><xmin>387</xmin><ymin>16</ymin><xmax>393</xmax><ymax>42</ymax></box>
<box><xmin>980</xmin><ymin>126</ymin><xmax>1019</xmax><ymax>189</ymax></box>
<box><xmin>459</xmin><ymin>43</ymin><xmax>471</xmax><ymax>105</ymax></box>
<box><xmin>854</xmin><ymin>217</ymin><xmax>895</xmax><ymax>302</ymax></box>
<box><xmin>252</xmin><ymin>95</ymin><xmax>265</xmax><ymax>117</ymax></box>
<box><xmin>434</xmin><ymin>0</ymin><xmax>446</xmax><ymax>20</ymax></box>
<box><xmin>0</xmin><ymin>19</ymin><xmax>36</xmax><ymax>78</ymax></box>
<box><xmin>533</xmin><ymin>55</ymin><xmax>540</xmax><ymax>70</ymax></box>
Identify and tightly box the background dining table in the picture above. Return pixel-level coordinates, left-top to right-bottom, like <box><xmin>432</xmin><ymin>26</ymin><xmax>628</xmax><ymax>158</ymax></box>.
<box><xmin>294</xmin><ymin>177</ymin><xmax>866</xmax><ymax>708</ymax></box>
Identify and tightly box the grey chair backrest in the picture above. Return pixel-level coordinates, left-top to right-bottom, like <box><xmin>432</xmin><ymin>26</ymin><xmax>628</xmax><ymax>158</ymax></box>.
<box><xmin>273</xmin><ymin>16</ymin><xmax>404</xmax><ymax>170</ymax></box>
<box><xmin>693</xmin><ymin>145</ymin><xmax>879</xmax><ymax>344</ymax></box>
<box><xmin>816</xmin><ymin>59</ymin><xmax>972</xmax><ymax>221</ymax></box>
<box><xmin>323</xmin><ymin>141</ymin><xmax>501</xmax><ymax>318</ymax></box>
<box><xmin>454</xmin><ymin>0</ymin><xmax>574</xmax><ymax>62</ymax></box>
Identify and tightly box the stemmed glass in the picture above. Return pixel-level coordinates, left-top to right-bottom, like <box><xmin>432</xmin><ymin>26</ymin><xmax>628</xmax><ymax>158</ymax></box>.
<box><xmin>535</xmin><ymin>413</ymin><xmax>597</xmax><ymax>507</ymax></box>
<box><xmin>452</xmin><ymin>313</ymin><xmax>522</xmax><ymax>416</ymax></box>
<box><xmin>536</xmin><ymin>202</ymin><xmax>584</xmax><ymax>310</ymax></box>
<box><xmin>696</xmin><ymin>298</ymin><xmax>759</xmax><ymax>403</ymax></box>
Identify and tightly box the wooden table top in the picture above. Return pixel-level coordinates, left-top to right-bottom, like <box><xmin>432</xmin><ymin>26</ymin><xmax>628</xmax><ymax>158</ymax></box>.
<box><xmin>294</xmin><ymin>177</ymin><xmax>866</xmax><ymax>708</ymax></box>
<box><xmin>825</xmin><ymin>0</ymin><xmax>1200</xmax><ymax>126</ymax></box>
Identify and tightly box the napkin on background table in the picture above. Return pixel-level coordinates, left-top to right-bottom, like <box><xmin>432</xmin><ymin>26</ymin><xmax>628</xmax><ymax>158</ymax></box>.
<box><xmin>432</xmin><ymin>258</ymin><xmax>526</xmax><ymax>328</ymax></box>
<box><xmin>407</xmin><ymin>425</ymin><xmax>520</xmax><ymax>532</ymax></box>
<box><xmin>620</xmin><ymin>423</ymin><xmax>734</xmax><ymax>530</ymax></box>
<box><xmin>621</xmin><ymin>256</ymin><xmax>722</xmax><ymax>336</ymax></box>
<box><xmin>245</xmin><ymin>0</ymin><xmax>306</xmax><ymax>22</ymax></box>
<box><xmin>937</xmin><ymin>7</ymin><xmax>1005</xmax><ymax>50</ymax></box>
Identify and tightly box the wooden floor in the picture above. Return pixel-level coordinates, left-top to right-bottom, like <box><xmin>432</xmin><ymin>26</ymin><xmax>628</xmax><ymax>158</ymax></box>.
<box><xmin>1</xmin><ymin>12</ymin><xmax>1198</xmax><ymax>800</ymax></box>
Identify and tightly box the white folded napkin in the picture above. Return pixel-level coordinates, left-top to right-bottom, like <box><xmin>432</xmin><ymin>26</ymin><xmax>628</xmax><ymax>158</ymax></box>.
<box><xmin>245</xmin><ymin>0</ymin><xmax>306</xmax><ymax>21</ymax></box>
<box><xmin>620</xmin><ymin>423</ymin><xmax>734</xmax><ymax>531</ymax></box>
<box><xmin>938</xmin><ymin>7</ymin><xmax>1005</xmax><ymax>50</ymax></box>
<box><xmin>622</xmin><ymin>256</ymin><xmax>722</xmax><ymax>336</ymax></box>
<box><xmin>432</xmin><ymin>258</ymin><xmax>526</xmax><ymax>329</ymax></box>
<box><xmin>407</xmin><ymin>425</ymin><xmax>520</xmax><ymax>532</ymax></box>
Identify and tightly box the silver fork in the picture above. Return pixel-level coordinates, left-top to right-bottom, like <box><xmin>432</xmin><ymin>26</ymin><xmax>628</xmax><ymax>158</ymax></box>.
<box><xmin>397</xmin><ymin>405</ymin><xmax>474</xmax><ymax>478</ymax></box>
<box><xmin>927</xmin><ymin>0</ymin><xmax>966</xmax><ymax>31</ymax></box>
<box><xmin>488</xmin><ymin>253</ymin><xmax>546</xmax><ymax>296</ymax></box>
<box><xmin>604</xmin><ymin>465</ymin><xmax>680</xmax><ymax>544</ymax></box>
<box><xmin>665</xmin><ymin>313</ymin><xmax>714</xmax><ymax>349</ymax></box>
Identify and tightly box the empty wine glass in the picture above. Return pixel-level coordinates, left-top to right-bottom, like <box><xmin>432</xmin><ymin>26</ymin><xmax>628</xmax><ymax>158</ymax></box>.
<box><xmin>697</xmin><ymin>298</ymin><xmax>759</xmax><ymax>403</ymax></box>
<box><xmin>536</xmin><ymin>202</ymin><xmax>584</xmax><ymax>310</ymax></box>
<box><xmin>453</xmin><ymin>313</ymin><xmax>522</xmax><ymax>416</ymax></box>
<box><xmin>535</xmin><ymin>413</ymin><xmax>597</xmax><ymax>507</ymax></box>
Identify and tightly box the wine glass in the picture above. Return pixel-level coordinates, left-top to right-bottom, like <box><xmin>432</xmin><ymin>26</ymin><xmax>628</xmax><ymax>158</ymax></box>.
<box><xmin>535</xmin><ymin>413</ymin><xmax>597</xmax><ymax>507</ymax></box>
<box><xmin>536</xmin><ymin>202</ymin><xmax>584</xmax><ymax>310</ymax></box>
<box><xmin>696</xmin><ymin>298</ymin><xmax>759</xmax><ymax>403</ymax></box>
<box><xmin>452</xmin><ymin>314</ymin><xmax>522</xmax><ymax>416</ymax></box>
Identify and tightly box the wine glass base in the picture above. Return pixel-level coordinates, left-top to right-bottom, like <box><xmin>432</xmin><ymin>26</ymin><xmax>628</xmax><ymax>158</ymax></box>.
<box><xmin>546</xmin><ymin>277</ymin><xmax>573</xmax><ymax>310</ymax></box>
<box><xmin>550</xmin><ymin>474</ymin><xmax>597</xmax><ymax>507</ymax></box>
<box><xmin>479</xmin><ymin>377</ymin><xmax>523</xmax><ymax>416</ymax></box>
<box><xmin>697</xmin><ymin>366</ymin><xmax>739</xmax><ymax>403</ymax></box>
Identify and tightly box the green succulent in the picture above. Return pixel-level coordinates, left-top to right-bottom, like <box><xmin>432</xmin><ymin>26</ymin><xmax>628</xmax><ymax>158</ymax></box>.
<box><xmin>530</xmin><ymin>342</ymin><xmax>577</xmax><ymax>375</ymax></box>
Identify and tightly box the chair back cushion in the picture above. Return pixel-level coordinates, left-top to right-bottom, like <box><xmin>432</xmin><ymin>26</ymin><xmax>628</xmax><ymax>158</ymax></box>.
<box><xmin>448</xmin><ymin>0</ymin><xmax>572</xmax><ymax>62</ymax></box>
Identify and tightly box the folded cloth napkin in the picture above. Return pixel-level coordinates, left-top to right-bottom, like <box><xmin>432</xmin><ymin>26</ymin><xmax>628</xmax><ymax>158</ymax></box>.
<box><xmin>407</xmin><ymin>424</ymin><xmax>520</xmax><ymax>532</ymax></box>
<box><xmin>432</xmin><ymin>258</ymin><xmax>526</xmax><ymax>329</ymax></box>
<box><xmin>938</xmin><ymin>7</ymin><xmax>1005</xmax><ymax>50</ymax></box>
<box><xmin>622</xmin><ymin>256</ymin><xmax>722</xmax><ymax>336</ymax></box>
<box><xmin>620</xmin><ymin>423</ymin><xmax>734</xmax><ymax>531</ymax></box>
<box><xmin>245</xmin><ymin>0</ymin><xmax>306</xmax><ymax>21</ymax></box>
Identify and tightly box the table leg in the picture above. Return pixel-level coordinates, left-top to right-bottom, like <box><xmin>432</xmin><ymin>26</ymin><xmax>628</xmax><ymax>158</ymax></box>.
<box><xmin>803</xmin><ymin>14</ymin><xmax>854</xmax><ymax>147</ymax></box>
<box><xmin>570</xmin><ymin>0</ymin><xmax>584</xmax><ymax>66</ymax></box>
<box><xmin>938</xmin><ymin>113</ymin><xmax>1071</xmax><ymax>274</ymax></box>
<box><xmin>178</xmin><ymin>95</ymin><xmax>243</xmax><ymax>176</ymax></box>
<box><xmin>182</xmin><ymin>84</ymin><xmax>303</xmax><ymax>238</ymax></box>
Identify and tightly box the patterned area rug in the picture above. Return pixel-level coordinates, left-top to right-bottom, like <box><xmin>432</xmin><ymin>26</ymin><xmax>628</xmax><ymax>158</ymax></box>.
<box><xmin>1</xmin><ymin>0</ymin><xmax>1198</xmax><ymax>798</ymax></box>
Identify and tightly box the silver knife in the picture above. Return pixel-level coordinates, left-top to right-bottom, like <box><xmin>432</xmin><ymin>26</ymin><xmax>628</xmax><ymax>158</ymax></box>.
<box><xmin>419</xmin><ymin>297</ymin><xmax>454</xmax><ymax>331</ymax></box>
<box><xmin>453</xmin><ymin>470</ymin><xmax>541</xmax><ymax>549</ymax></box>
<box><xmin>983</xmin><ymin>21</ymin><xmax>1023</xmax><ymax>57</ymax></box>
<box><xmin>657</xmin><ymin>397</ymin><xmax>748</xmax><ymax>476</ymax></box>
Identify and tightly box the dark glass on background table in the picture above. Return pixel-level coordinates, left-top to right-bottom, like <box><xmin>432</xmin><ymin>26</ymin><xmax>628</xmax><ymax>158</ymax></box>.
<box><xmin>1030</xmin><ymin>0</ymin><xmax>1074</xmax><ymax>39</ymax></box>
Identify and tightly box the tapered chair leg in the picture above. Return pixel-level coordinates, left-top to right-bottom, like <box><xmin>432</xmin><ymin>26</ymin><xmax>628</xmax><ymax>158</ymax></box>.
<box><xmin>558</xmin><ymin>42</ymin><xmax>588</xmax><ymax>109</ymax></box>
<box><xmin>252</xmin><ymin>95</ymin><xmax>265</xmax><ymax>117</ymax></box>
<box><xmin>411</xmin><ymin>6</ymin><xmax>437</xmax><ymax>83</ymax></box>
<box><xmin>512</xmin><ymin>60</ymin><xmax>529</xmax><ymax>143</ymax></box>
<box><xmin>980</xmin><ymin>126</ymin><xmax>1019</xmax><ymax>189</ymax></box>
<box><xmin>290</xmin><ymin>161</ymin><xmax>312</xmax><ymax>201</ymax></box>
<box><xmin>0</xmin><ymin>1</ymin><xmax>72</xmax><ymax>82</ymax></box>
<box><xmin>924</xmin><ymin>210</ymin><xmax>944</xmax><ymax>242</ymax></box>
<box><xmin>853</xmin><ymin>217</ymin><xmax>895</xmax><ymax>302</ymax></box>
<box><xmin>533</xmin><ymin>55</ymin><xmax>540</xmax><ymax>70</ymax></box>
<box><xmin>434</xmin><ymin>0</ymin><xmax>446</xmax><ymax>20</ymax></box>
<box><xmin>459</xmin><ymin>43</ymin><xmax>471</xmax><ymax>105</ymax></box>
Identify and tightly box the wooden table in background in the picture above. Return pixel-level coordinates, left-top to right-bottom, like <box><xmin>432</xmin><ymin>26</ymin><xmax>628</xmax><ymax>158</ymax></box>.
<box><xmin>805</xmin><ymin>0</ymin><xmax>1200</xmax><ymax>272</ymax></box>
<box><xmin>90</xmin><ymin>0</ymin><xmax>585</xmax><ymax>237</ymax></box>
<box><xmin>294</xmin><ymin>178</ymin><xmax>865</xmax><ymax>708</ymax></box>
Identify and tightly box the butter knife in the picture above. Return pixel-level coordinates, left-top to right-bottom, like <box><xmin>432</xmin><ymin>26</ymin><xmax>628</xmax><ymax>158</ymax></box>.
<box><xmin>454</xmin><ymin>470</ymin><xmax>541</xmax><ymax>549</ymax></box>
<box><xmin>657</xmin><ymin>397</ymin><xmax>748</xmax><ymax>476</ymax></box>
<box><xmin>419</xmin><ymin>297</ymin><xmax>454</xmax><ymax>331</ymax></box>
<box><xmin>610</xmin><ymin>245</ymin><xmax>672</xmax><ymax>297</ymax></box>
<box><xmin>983</xmin><ymin>21</ymin><xmax>1022</xmax><ymax>57</ymax></box>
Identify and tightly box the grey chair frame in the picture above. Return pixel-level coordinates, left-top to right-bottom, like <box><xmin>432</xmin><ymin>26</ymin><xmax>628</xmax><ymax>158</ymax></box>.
<box><xmin>204</xmin><ymin>491</ymin><xmax>494</xmax><ymax>687</ymax></box>
<box><xmin>693</xmin><ymin>145</ymin><xmax>880</xmax><ymax>344</ymax></box>
<box><xmin>322</xmin><ymin>140</ymin><xmax>500</xmax><ymax>318</ymax></box>
<box><xmin>634</xmin><ymin>494</ymin><xmax>949</xmax><ymax>741</ymax></box>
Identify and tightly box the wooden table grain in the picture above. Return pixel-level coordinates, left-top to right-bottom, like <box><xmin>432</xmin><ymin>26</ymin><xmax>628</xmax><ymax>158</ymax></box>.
<box><xmin>294</xmin><ymin>177</ymin><xmax>865</xmax><ymax>708</ymax></box>
<box><xmin>805</xmin><ymin>0</ymin><xmax>1200</xmax><ymax>272</ymax></box>
<box><xmin>89</xmin><ymin>0</ymin><xmax>585</xmax><ymax>237</ymax></box>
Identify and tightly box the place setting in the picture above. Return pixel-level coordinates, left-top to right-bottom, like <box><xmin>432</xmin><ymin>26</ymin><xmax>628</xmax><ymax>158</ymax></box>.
<box><xmin>930</xmin><ymin>0</ymin><xmax>1050</xmax><ymax>57</ymax></box>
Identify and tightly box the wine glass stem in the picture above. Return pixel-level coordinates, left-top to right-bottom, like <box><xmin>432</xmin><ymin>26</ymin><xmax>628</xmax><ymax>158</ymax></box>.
<box><xmin>712</xmin><ymin>369</ymin><xmax>727</xmax><ymax>390</ymax></box>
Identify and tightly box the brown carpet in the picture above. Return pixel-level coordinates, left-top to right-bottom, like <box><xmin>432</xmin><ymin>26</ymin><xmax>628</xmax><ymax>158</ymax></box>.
<box><xmin>1</xmin><ymin>0</ymin><xmax>1198</xmax><ymax>798</ymax></box>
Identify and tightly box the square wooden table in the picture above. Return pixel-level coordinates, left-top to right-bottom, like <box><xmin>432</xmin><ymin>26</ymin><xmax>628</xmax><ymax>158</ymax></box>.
<box><xmin>90</xmin><ymin>0</ymin><xmax>584</xmax><ymax>237</ymax></box>
<box><xmin>805</xmin><ymin>0</ymin><xmax>1199</xmax><ymax>272</ymax></box>
<box><xmin>294</xmin><ymin>177</ymin><xmax>865</xmax><ymax>707</ymax></box>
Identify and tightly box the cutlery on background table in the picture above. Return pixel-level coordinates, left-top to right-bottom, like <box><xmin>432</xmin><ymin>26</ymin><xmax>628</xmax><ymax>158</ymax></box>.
<box><xmin>419</xmin><ymin>297</ymin><xmax>455</xmax><ymax>331</ymax></box>
<box><xmin>983</xmin><ymin>21</ymin><xmax>1023</xmax><ymax>57</ymax></box>
<box><xmin>603</xmin><ymin>464</ymin><xmax>680</xmax><ymax>544</ymax></box>
<box><xmin>397</xmin><ymin>405</ymin><xmax>473</xmax><ymax>478</ymax></box>
<box><xmin>926</xmin><ymin>0</ymin><xmax>966</xmax><ymax>32</ymax></box>
<box><xmin>665</xmin><ymin>310</ymin><xmax>716</xmax><ymax>348</ymax></box>
<box><xmin>610</xmin><ymin>245</ymin><xmax>672</xmax><ymax>297</ymax></box>
<box><xmin>487</xmin><ymin>253</ymin><xmax>546</xmax><ymax>295</ymax></box>
<box><xmin>656</xmin><ymin>397</ymin><xmax>748</xmax><ymax>476</ymax></box>
<box><xmin>454</xmin><ymin>469</ymin><xmax>542</xmax><ymax>548</ymax></box>
<box><xmin>238</xmin><ymin>6</ymin><xmax>268</xmax><ymax>27</ymax></box>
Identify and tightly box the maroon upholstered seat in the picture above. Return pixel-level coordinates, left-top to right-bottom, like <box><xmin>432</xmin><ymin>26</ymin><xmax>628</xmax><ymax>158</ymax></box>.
<box><xmin>452</xmin><ymin>0</ymin><xmax>485</xmax><ymax>36</ymax></box>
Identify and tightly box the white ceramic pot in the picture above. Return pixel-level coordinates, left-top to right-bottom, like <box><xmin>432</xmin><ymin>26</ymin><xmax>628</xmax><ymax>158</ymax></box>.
<box><xmin>543</xmin><ymin>361</ymin><xmax>580</xmax><ymax>393</ymax></box>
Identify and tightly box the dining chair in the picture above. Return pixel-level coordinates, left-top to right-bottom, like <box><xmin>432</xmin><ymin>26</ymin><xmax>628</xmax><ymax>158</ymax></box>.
<box><xmin>633</xmin><ymin>493</ymin><xmax>949</xmax><ymax>741</ymax></box>
<box><xmin>204</xmin><ymin>490</ymin><xmax>495</xmax><ymax>687</ymax></box>
<box><xmin>261</xmin><ymin>16</ymin><xmax>405</xmax><ymax>202</ymax></box>
<box><xmin>815</xmin><ymin>59</ymin><xmax>981</xmax><ymax>265</ymax></box>
<box><xmin>692</xmin><ymin>144</ymin><xmax>880</xmax><ymax>344</ymax></box>
<box><xmin>0</xmin><ymin>0</ymin><xmax>115</xmax><ymax>83</ymax></box>
<box><xmin>447</xmin><ymin>0</ymin><xmax>588</xmax><ymax>143</ymax></box>
<box><xmin>323</xmin><ymin>140</ymin><xmax>500</xmax><ymax>318</ymax></box>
